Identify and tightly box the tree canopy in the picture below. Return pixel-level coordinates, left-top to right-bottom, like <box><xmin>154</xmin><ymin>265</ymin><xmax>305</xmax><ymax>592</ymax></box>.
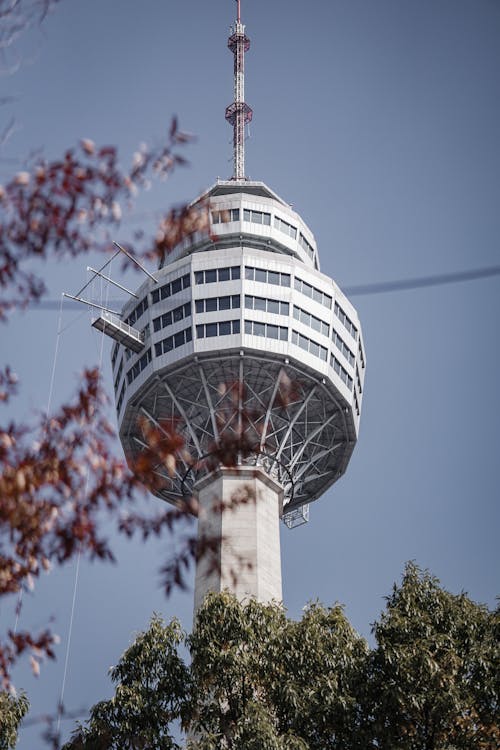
<box><xmin>62</xmin><ymin>563</ymin><xmax>499</xmax><ymax>750</ymax></box>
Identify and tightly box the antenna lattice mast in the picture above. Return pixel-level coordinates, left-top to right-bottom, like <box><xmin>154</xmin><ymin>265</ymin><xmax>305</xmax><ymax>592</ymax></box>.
<box><xmin>225</xmin><ymin>0</ymin><xmax>253</xmax><ymax>180</ymax></box>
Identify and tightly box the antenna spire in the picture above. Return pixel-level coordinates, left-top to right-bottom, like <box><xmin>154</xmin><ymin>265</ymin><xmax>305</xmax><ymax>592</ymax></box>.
<box><xmin>225</xmin><ymin>0</ymin><xmax>253</xmax><ymax>180</ymax></box>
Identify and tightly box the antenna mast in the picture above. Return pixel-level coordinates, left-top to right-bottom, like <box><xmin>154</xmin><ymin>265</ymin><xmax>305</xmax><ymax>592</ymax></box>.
<box><xmin>225</xmin><ymin>0</ymin><xmax>253</xmax><ymax>180</ymax></box>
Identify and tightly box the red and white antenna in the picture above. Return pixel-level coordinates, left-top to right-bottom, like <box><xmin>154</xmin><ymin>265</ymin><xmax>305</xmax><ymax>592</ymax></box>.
<box><xmin>225</xmin><ymin>0</ymin><xmax>253</xmax><ymax>180</ymax></box>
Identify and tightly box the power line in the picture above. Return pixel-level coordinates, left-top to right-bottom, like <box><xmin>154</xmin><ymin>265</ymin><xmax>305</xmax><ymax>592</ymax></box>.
<box><xmin>27</xmin><ymin>263</ymin><xmax>500</xmax><ymax>310</ymax></box>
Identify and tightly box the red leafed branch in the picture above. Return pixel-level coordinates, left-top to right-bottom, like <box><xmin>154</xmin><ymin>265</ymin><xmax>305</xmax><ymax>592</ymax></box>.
<box><xmin>0</xmin><ymin>121</ymin><xmax>196</xmax><ymax>319</ymax></box>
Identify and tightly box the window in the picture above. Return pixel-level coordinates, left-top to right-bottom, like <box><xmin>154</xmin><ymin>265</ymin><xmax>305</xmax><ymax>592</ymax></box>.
<box><xmin>154</xmin><ymin>326</ymin><xmax>192</xmax><ymax>356</ymax></box>
<box><xmin>211</xmin><ymin>208</ymin><xmax>240</xmax><ymax>224</ymax></box>
<box><xmin>293</xmin><ymin>305</ymin><xmax>329</xmax><ymax>336</ymax></box>
<box><xmin>291</xmin><ymin>330</ymin><xmax>328</xmax><ymax>361</ymax></box>
<box><xmin>114</xmin><ymin>358</ymin><xmax>123</xmax><ymax>393</ymax></box>
<box><xmin>245</xmin><ymin>266</ymin><xmax>291</xmax><ymax>287</ymax></box>
<box><xmin>196</xmin><ymin>320</ymin><xmax>240</xmax><ymax>338</ymax></box>
<box><xmin>294</xmin><ymin>276</ymin><xmax>332</xmax><ymax>309</ymax></box>
<box><xmin>243</xmin><ymin>208</ymin><xmax>271</xmax><ymax>225</ymax></box>
<box><xmin>334</xmin><ymin>302</ymin><xmax>358</xmax><ymax>340</ymax></box>
<box><xmin>111</xmin><ymin>343</ymin><xmax>119</xmax><ymax>369</ymax></box>
<box><xmin>299</xmin><ymin>233</ymin><xmax>314</xmax><ymax>260</ymax></box>
<box><xmin>125</xmin><ymin>297</ymin><xmax>148</xmax><ymax>327</ymax></box>
<box><xmin>358</xmin><ymin>341</ymin><xmax>365</xmax><ymax>369</ymax></box>
<box><xmin>151</xmin><ymin>273</ymin><xmax>190</xmax><ymax>304</ymax></box>
<box><xmin>245</xmin><ymin>319</ymin><xmax>288</xmax><ymax>341</ymax></box>
<box><xmin>356</xmin><ymin>366</ymin><xmax>363</xmax><ymax>394</ymax></box>
<box><xmin>330</xmin><ymin>353</ymin><xmax>353</xmax><ymax>391</ymax></box>
<box><xmin>116</xmin><ymin>381</ymin><xmax>126</xmax><ymax>413</ymax></box>
<box><xmin>126</xmin><ymin>348</ymin><xmax>152</xmax><ymax>385</ymax></box>
<box><xmin>153</xmin><ymin>302</ymin><xmax>191</xmax><ymax>333</ymax></box>
<box><xmin>332</xmin><ymin>328</ymin><xmax>355</xmax><ymax>367</ymax></box>
<box><xmin>245</xmin><ymin>296</ymin><xmax>289</xmax><ymax>316</ymax></box>
<box><xmin>274</xmin><ymin>215</ymin><xmax>297</xmax><ymax>239</ymax></box>
<box><xmin>196</xmin><ymin>295</ymin><xmax>240</xmax><ymax>313</ymax></box>
<box><xmin>195</xmin><ymin>266</ymin><xmax>240</xmax><ymax>284</ymax></box>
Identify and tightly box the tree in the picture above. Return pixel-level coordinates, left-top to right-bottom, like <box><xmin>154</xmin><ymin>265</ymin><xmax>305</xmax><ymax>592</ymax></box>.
<box><xmin>364</xmin><ymin>562</ymin><xmax>499</xmax><ymax>750</ymax></box>
<box><xmin>0</xmin><ymin>690</ymin><xmax>29</xmax><ymax>750</ymax></box>
<box><xmin>61</xmin><ymin>567</ymin><xmax>498</xmax><ymax>750</ymax></box>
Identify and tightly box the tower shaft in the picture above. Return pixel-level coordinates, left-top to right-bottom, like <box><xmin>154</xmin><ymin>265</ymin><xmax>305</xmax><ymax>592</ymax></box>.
<box><xmin>194</xmin><ymin>467</ymin><xmax>283</xmax><ymax>612</ymax></box>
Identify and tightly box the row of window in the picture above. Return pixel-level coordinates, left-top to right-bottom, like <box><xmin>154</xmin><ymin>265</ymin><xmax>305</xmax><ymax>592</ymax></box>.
<box><xmin>195</xmin><ymin>266</ymin><xmax>240</xmax><ymax>284</ymax></box>
<box><xmin>127</xmin><ymin>348</ymin><xmax>152</xmax><ymax>385</ymax></box>
<box><xmin>332</xmin><ymin>329</ymin><xmax>355</xmax><ymax>368</ymax></box>
<box><xmin>293</xmin><ymin>304</ymin><xmax>329</xmax><ymax>337</ymax></box>
<box><xmin>153</xmin><ymin>302</ymin><xmax>191</xmax><ymax>333</ymax></box>
<box><xmin>245</xmin><ymin>266</ymin><xmax>291</xmax><ymax>287</ymax></box>
<box><xmin>117</xmin><ymin>381</ymin><xmax>126</xmax><ymax>413</ymax></box>
<box><xmin>151</xmin><ymin>273</ymin><xmax>190</xmax><ymax>304</ymax></box>
<box><xmin>291</xmin><ymin>329</ymin><xmax>328</xmax><ymax>362</ymax></box>
<box><xmin>197</xmin><ymin>320</ymin><xmax>241</xmax><ymax>338</ymax></box>
<box><xmin>125</xmin><ymin>296</ymin><xmax>148</xmax><ymax>327</ymax></box>
<box><xmin>155</xmin><ymin>326</ymin><xmax>193</xmax><ymax>357</ymax></box>
<box><xmin>245</xmin><ymin>295</ymin><xmax>289</xmax><ymax>316</ymax></box>
<box><xmin>358</xmin><ymin>341</ymin><xmax>365</xmax><ymax>369</ymax></box>
<box><xmin>331</xmin><ymin>354</ymin><xmax>353</xmax><ymax>391</ymax></box>
<box><xmin>212</xmin><ymin>208</ymin><xmax>240</xmax><ymax>224</ymax></box>
<box><xmin>354</xmin><ymin>390</ymin><xmax>360</xmax><ymax>416</ymax></box>
<box><xmin>275</xmin><ymin>215</ymin><xmax>297</xmax><ymax>239</ymax></box>
<box><xmin>196</xmin><ymin>295</ymin><xmax>240</xmax><ymax>313</ymax></box>
<box><xmin>356</xmin><ymin>366</ymin><xmax>363</xmax><ymax>394</ymax></box>
<box><xmin>245</xmin><ymin>319</ymin><xmax>288</xmax><ymax>341</ymax></box>
<box><xmin>299</xmin><ymin>233</ymin><xmax>314</xmax><ymax>260</ymax></box>
<box><xmin>243</xmin><ymin>208</ymin><xmax>271</xmax><ymax>225</ymax></box>
<box><xmin>334</xmin><ymin>301</ymin><xmax>358</xmax><ymax>340</ymax></box>
<box><xmin>294</xmin><ymin>276</ymin><xmax>332</xmax><ymax>309</ymax></box>
<box><xmin>114</xmin><ymin>358</ymin><xmax>123</xmax><ymax>392</ymax></box>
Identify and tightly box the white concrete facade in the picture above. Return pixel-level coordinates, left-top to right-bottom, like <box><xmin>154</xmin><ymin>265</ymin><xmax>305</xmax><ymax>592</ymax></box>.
<box><xmin>193</xmin><ymin>467</ymin><xmax>283</xmax><ymax>612</ymax></box>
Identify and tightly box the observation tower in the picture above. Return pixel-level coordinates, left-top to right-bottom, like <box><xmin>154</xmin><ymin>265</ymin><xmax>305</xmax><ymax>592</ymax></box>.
<box><xmin>94</xmin><ymin>0</ymin><xmax>365</xmax><ymax>611</ymax></box>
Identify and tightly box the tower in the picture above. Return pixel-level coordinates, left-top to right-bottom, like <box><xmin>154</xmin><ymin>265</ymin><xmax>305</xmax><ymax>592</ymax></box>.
<box><xmin>93</xmin><ymin>1</ymin><xmax>365</xmax><ymax>610</ymax></box>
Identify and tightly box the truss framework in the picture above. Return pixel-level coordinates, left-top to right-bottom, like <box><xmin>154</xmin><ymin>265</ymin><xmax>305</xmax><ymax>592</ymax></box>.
<box><xmin>120</xmin><ymin>353</ymin><xmax>356</xmax><ymax>513</ymax></box>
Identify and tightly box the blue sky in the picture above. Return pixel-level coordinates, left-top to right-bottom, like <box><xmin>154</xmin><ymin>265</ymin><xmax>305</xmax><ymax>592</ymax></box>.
<box><xmin>2</xmin><ymin>1</ymin><xmax>499</xmax><ymax>746</ymax></box>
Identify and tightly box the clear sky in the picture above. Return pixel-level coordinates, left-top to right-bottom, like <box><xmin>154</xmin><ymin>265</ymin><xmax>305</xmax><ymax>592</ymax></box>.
<box><xmin>2</xmin><ymin>1</ymin><xmax>499</xmax><ymax>747</ymax></box>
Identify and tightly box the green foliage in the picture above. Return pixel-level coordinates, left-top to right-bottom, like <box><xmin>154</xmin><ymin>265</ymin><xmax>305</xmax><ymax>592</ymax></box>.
<box><xmin>0</xmin><ymin>691</ymin><xmax>29</xmax><ymax>750</ymax></box>
<box><xmin>365</xmin><ymin>562</ymin><xmax>499</xmax><ymax>749</ymax></box>
<box><xmin>64</xmin><ymin>565</ymin><xmax>499</xmax><ymax>750</ymax></box>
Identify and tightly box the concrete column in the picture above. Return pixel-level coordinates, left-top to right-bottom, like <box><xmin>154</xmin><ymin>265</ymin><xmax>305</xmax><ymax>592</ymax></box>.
<box><xmin>193</xmin><ymin>467</ymin><xmax>283</xmax><ymax>613</ymax></box>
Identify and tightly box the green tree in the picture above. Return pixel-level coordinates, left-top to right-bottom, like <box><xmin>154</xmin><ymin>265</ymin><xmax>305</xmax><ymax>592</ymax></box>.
<box><xmin>62</xmin><ymin>567</ymin><xmax>498</xmax><ymax>750</ymax></box>
<box><xmin>364</xmin><ymin>562</ymin><xmax>499</xmax><ymax>750</ymax></box>
<box><xmin>0</xmin><ymin>691</ymin><xmax>29</xmax><ymax>750</ymax></box>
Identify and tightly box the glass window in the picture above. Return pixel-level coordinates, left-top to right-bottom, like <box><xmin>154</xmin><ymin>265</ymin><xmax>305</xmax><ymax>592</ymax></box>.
<box><xmin>160</xmin><ymin>286</ymin><xmax>169</xmax><ymax>300</ymax></box>
<box><xmin>182</xmin><ymin>274</ymin><xmax>191</xmax><ymax>289</ymax></box>
<box><xmin>299</xmin><ymin>334</ymin><xmax>308</xmax><ymax>351</ymax></box>
<box><xmin>196</xmin><ymin>325</ymin><xmax>204</xmax><ymax>338</ymax></box>
<box><xmin>174</xmin><ymin>331</ymin><xmax>184</xmax><ymax>347</ymax></box>
<box><xmin>153</xmin><ymin>318</ymin><xmax>161</xmax><ymax>332</ymax></box>
<box><xmin>206</xmin><ymin>323</ymin><xmax>217</xmax><ymax>337</ymax></box>
<box><xmin>164</xmin><ymin>337</ymin><xmax>174</xmax><ymax>352</ymax></box>
<box><xmin>244</xmin><ymin>209</ymin><xmax>251</xmax><ymax>222</ymax></box>
<box><xmin>245</xmin><ymin>267</ymin><xmax>254</xmax><ymax>280</ymax></box>
<box><xmin>155</xmin><ymin>342</ymin><xmax>162</xmax><ymax>357</ymax></box>
<box><xmin>218</xmin><ymin>267</ymin><xmax>230</xmax><ymax>282</ymax></box>
<box><xmin>256</xmin><ymin>268</ymin><xmax>267</xmax><ymax>283</ymax></box>
<box><xmin>195</xmin><ymin>271</ymin><xmax>204</xmax><ymax>285</ymax></box>
<box><xmin>279</xmin><ymin>327</ymin><xmax>288</xmax><ymax>341</ymax></box>
<box><xmin>231</xmin><ymin>208</ymin><xmax>240</xmax><ymax>221</ymax></box>
<box><xmin>232</xmin><ymin>320</ymin><xmax>240</xmax><ymax>334</ymax></box>
<box><xmin>206</xmin><ymin>298</ymin><xmax>217</xmax><ymax>312</ymax></box>
<box><xmin>268</xmin><ymin>271</ymin><xmax>280</xmax><ymax>286</ymax></box>
<box><xmin>219</xmin><ymin>321</ymin><xmax>231</xmax><ymax>336</ymax></box>
<box><xmin>171</xmin><ymin>279</ymin><xmax>181</xmax><ymax>294</ymax></box>
<box><xmin>219</xmin><ymin>296</ymin><xmax>230</xmax><ymax>310</ymax></box>
<box><xmin>312</xmin><ymin>288</ymin><xmax>322</xmax><ymax>304</ymax></box>
<box><xmin>173</xmin><ymin>306</ymin><xmax>183</xmax><ymax>322</ymax></box>
<box><xmin>255</xmin><ymin>297</ymin><xmax>266</xmax><ymax>311</ymax></box>
<box><xmin>244</xmin><ymin>295</ymin><xmax>253</xmax><ymax>309</ymax></box>
<box><xmin>205</xmin><ymin>269</ymin><xmax>216</xmax><ymax>283</ymax></box>
<box><xmin>268</xmin><ymin>299</ymin><xmax>279</xmax><ymax>314</ymax></box>
<box><xmin>245</xmin><ymin>320</ymin><xmax>252</xmax><ymax>334</ymax></box>
<box><xmin>281</xmin><ymin>302</ymin><xmax>289</xmax><ymax>315</ymax></box>
<box><xmin>231</xmin><ymin>266</ymin><xmax>240</xmax><ymax>280</ymax></box>
<box><xmin>281</xmin><ymin>274</ymin><xmax>290</xmax><ymax>287</ymax></box>
<box><xmin>152</xmin><ymin>289</ymin><xmax>160</xmax><ymax>304</ymax></box>
<box><xmin>254</xmin><ymin>322</ymin><xmax>265</xmax><ymax>337</ymax></box>
<box><xmin>231</xmin><ymin>295</ymin><xmax>240</xmax><ymax>308</ymax></box>
<box><xmin>268</xmin><ymin>325</ymin><xmax>278</xmax><ymax>339</ymax></box>
<box><xmin>186</xmin><ymin>327</ymin><xmax>192</xmax><ymax>342</ymax></box>
<box><xmin>263</xmin><ymin>213</ymin><xmax>271</xmax><ymax>226</ymax></box>
<box><xmin>196</xmin><ymin>300</ymin><xmax>204</xmax><ymax>313</ymax></box>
